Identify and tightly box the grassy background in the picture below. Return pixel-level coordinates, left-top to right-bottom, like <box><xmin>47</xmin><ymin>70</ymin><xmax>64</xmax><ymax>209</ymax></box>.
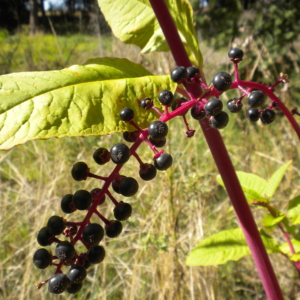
<box><xmin>0</xmin><ymin>30</ymin><xmax>300</xmax><ymax>299</ymax></box>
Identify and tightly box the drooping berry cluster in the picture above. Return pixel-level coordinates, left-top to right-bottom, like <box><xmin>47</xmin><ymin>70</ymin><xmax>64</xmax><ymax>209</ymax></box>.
<box><xmin>34</xmin><ymin>47</ymin><xmax>288</xmax><ymax>295</ymax></box>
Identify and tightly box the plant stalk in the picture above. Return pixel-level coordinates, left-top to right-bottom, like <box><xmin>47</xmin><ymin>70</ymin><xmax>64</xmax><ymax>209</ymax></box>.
<box><xmin>149</xmin><ymin>0</ymin><xmax>285</xmax><ymax>299</ymax></box>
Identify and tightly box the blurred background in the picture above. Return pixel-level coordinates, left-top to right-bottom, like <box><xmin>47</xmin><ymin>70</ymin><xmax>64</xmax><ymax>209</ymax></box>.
<box><xmin>0</xmin><ymin>0</ymin><xmax>300</xmax><ymax>299</ymax></box>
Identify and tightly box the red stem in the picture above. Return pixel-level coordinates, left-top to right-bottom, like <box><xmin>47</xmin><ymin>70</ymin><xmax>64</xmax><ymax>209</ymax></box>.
<box><xmin>149</xmin><ymin>0</ymin><xmax>285</xmax><ymax>299</ymax></box>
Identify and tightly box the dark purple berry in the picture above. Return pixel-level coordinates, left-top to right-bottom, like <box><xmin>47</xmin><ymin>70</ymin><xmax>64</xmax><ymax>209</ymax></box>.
<box><xmin>227</xmin><ymin>98</ymin><xmax>243</xmax><ymax>113</ymax></box>
<box><xmin>71</xmin><ymin>162</ymin><xmax>88</xmax><ymax>181</ymax></box>
<box><xmin>55</xmin><ymin>241</ymin><xmax>76</xmax><ymax>261</ymax></box>
<box><xmin>204</xmin><ymin>98</ymin><xmax>223</xmax><ymax>116</ymax></box>
<box><xmin>48</xmin><ymin>273</ymin><xmax>70</xmax><ymax>294</ymax></box>
<box><xmin>119</xmin><ymin>177</ymin><xmax>139</xmax><ymax>197</ymax></box>
<box><xmin>83</xmin><ymin>259</ymin><xmax>91</xmax><ymax>269</ymax></box>
<box><xmin>187</xmin><ymin>66</ymin><xmax>200</xmax><ymax>82</ymax></box>
<box><xmin>67</xmin><ymin>265</ymin><xmax>87</xmax><ymax>283</ymax></box>
<box><xmin>158</xmin><ymin>90</ymin><xmax>174</xmax><ymax>106</ymax></box>
<box><xmin>260</xmin><ymin>109</ymin><xmax>276</xmax><ymax>124</ymax></box>
<box><xmin>105</xmin><ymin>220</ymin><xmax>123</xmax><ymax>238</ymax></box>
<box><xmin>228</xmin><ymin>48</ymin><xmax>244</xmax><ymax>61</ymax></box>
<box><xmin>170</xmin><ymin>66</ymin><xmax>188</xmax><ymax>83</ymax></box>
<box><xmin>33</xmin><ymin>248</ymin><xmax>52</xmax><ymax>269</ymax></box>
<box><xmin>112</xmin><ymin>175</ymin><xmax>126</xmax><ymax>194</ymax></box>
<box><xmin>47</xmin><ymin>216</ymin><xmax>65</xmax><ymax>236</ymax></box>
<box><xmin>66</xmin><ymin>282</ymin><xmax>82</xmax><ymax>294</ymax></box>
<box><xmin>90</xmin><ymin>188</ymin><xmax>105</xmax><ymax>205</ymax></box>
<box><xmin>82</xmin><ymin>223</ymin><xmax>104</xmax><ymax>246</ymax></box>
<box><xmin>93</xmin><ymin>148</ymin><xmax>110</xmax><ymax>165</ymax></box>
<box><xmin>110</xmin><ymin>143</ymin><xmax>130</xmax><ymax>165</ymax></box>
<box><xmin>61</xmin><ymin>194</ymin><xmax>75</xmax><ymax>214</ymax></box>
<box><xmin>149</xmin><ymin>137</ymin><xmax>166</xmax><ymax>148</ymax></box>
<box><xmin>209</xmin><ymin>111</ymin><xmax>229</xmax><ymax>129</ymax></box>
<box><xmin>123</xmin><ymin>131</ymin><xmax>139</xmax><ymax>143</ymax></box>
<box><xmin>114</xmin><ymin>202</ymin><xmax>132</xmax><ymax>221</ymax></box>
<box><xmin>154</xmin><ymin>153</ymin><xmax>173</xmax><ymax>171</ymax></box>
<box><xmin>148</xmin><ymin>121</ymin><xmax>168</xmax><ymax>139</ymax></box>
<box><xmin>37</xmin><ymin>227</ymin><xmax>53</xmax><ymax>246</ymax></box>
<box><xmin>72</xmin><ymin>190</ymin><xmax>92</xmax><ymax>210</ymax></box>
<box><xmin>191</xmin><ymin>104</ymin><xmax>206</xmax><ymax>120</ymax></box>
<box><xmin>212</xmin><ymin>72</ymin><xmax>232</xmax><ymax>92</ymax></box>
<box><xmin>87</xmin><ymin>245</ymin><xmax>106</xmax><ymax>264</ymax></box>
<box><xmin>247</xmin><ymin>90</ymin><xmax>265</xmax><ymax>108</ymax></box>
<box><xmin>120</xmin><ymin>107</ymin><xmax>134</xmax><ymax>122</ymax></box>
<box><xmin>139</xmin><ymin>163</ymin><xmax>157</xmax><ymax>181</ymax></box>
<box><xmin>246</xmin><ymin>108</ymin><xmax>260</xmax><ymax>122</ymax></box>
<box><xmin>141</xmin><ymin>97</ymin><xmax>153</xmax><ymax>109</ymax></box>
<box><xmin>171</xmin><ymin>97</ymin><xmax>188</xmax><ymax>115</ymax></box>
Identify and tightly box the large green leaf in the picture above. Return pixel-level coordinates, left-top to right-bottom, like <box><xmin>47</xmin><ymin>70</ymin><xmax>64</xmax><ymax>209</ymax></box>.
<box><xmin>279</xmin><ymin>239</ymin><xmax>300</xmax><ymax>257</ymax></box>
<box><xmin>262</xmin><ymin>213</ymin><xmax>286</xmax><ymax>232</ymax></box>
<box><xmin>287</xmin><ymin>196</ymin><xmax>300</xmax><ymax>225</ymax></box>
<box><xmin>264</xmin><ymin>161</ymin><xmax>292</xmax><ymax>198</ymax></box>
<box><xmin>97</xmin><ymin>0</ymin><xmax>202</xmax><ymax>67</ymax></box>
<box><xmin>0</xmin><ymin>57</ymin><xmax>176</xmax><ymax>150</ymax></box>
<box><xmin>186</xmin><ymin>228</ymin><xmax>279</xmax><ymax>266</ymax></box>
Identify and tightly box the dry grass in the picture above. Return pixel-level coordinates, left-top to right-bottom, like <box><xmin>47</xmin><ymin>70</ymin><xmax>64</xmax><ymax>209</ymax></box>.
<box><xmin>1</xmin><ymin>36</ymin><xmax>300</xmax><ymax>300</ymax></box>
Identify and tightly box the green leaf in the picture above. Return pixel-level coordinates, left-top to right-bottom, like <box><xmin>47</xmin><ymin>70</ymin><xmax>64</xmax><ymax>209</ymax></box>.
<box><xmin>262</xmin><ymin>213</ymin><xmax>285</xmax><ymax>231</ymax></box>
<box><xmin>290</xmin><ymin>253</ymin><xmax>300</xmax><ymax>261</ymax></box>
<box><xmin>264</xmin><ymin>161</ymin><xmax>292</xmax><ymax>198</ymax></box>
<box><xmin>279</xmin><ymin>239</ymin><xmax>300</xmax><ymax>256</ymax></box>
<box><xmin>186</xmin><ymin>228</ymin><xmax>279</xmax><ymax>266</ymax></box>
<box><xmin>0</xmin><ymin>57</ymin><xmax>176</xmax><ymax>150</ymax></box>
<box><xmin>97</xmin><ymin>0</ymin><xmax>202</xmax><ymax>67</ymax></box>
<box><xmin>287</xmin><ymin>196</ymin><xmax>300</xmax><ymax>225</ymax></box>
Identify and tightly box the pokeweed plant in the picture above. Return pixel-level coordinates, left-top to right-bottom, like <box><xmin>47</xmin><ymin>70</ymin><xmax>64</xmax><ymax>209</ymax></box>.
<box><xmin>187</xmin><ymin>161</ymin><xmax>300</xmax><ymax>276</ymax></box>
<box><xmin>0</xmin><ymin>0</ymin><xmax>300</xmax><ymax>298</ymax></box>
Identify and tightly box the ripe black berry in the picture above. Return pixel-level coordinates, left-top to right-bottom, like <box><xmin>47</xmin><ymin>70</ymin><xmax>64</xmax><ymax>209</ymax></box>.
<box><xmin>33</xmin><ymin>248</ymin><xmax>52</xmax><ymax>269</ymax></box>
<box><xmin>228</xmin><ymin>48</ymin><xmax>244</xmax><ymax>61</ymax></box>
<box><xmin>120</xmin><ymin>107</ymin><xmax>134</xmax><ymax>122</ymax></box>
<box><xmin>123</xmin><ymin>131</ymin><xmax>139</xmax><ymax>143</ymax></box>
<box><xmin>87</xmin><ymin>245</ymin><xmax>106</xmax><ymax>263</ymax></box>
<box><xmin>209</xmin><ymin>111</ymin><xmax>229</xmax><ymax>129</ymax></box>
<box><xmin>171</xmin><ymin>66</ymin><xmax>188</xmax><ymax>83</ymax></box>
<box><xmin>112</xmin><ymin>175</ymin><xmax>126</xmax><ymax>194</ymax></box>
<box><xmin>212</xmin><ymin>72</ymin><xmax>232</xmax><ymax>92</ymax></box>
<box><xmin>187</xmin><ymin>66</ymin><xmax>200</xmax><ymax>82</ymax></box>
<box><xmin>114</xmin><ymin>202</ymin><xmax>132</xmax><ymax>221</ymax></box>
<box><xmin>105</xmin><ymin>220</ymin><xmax>123</xmax><ymax>238</ymax></box>
<box><xmin>61</xmin><ymin>194</ymin><xmax>75</xmax><ymax>214</ymax></box>
<box><xmin>158</xmin><ymin>90</ymin><xmax>174</xmax><ymax>106</ymax></box>
<box><xmin>191</xmin><ymin>104</ymin><xmax>206</xmax><ymax>120</ymax></box>
<box><xmin>90</xmin><ymin>188</ymin><xmax>105</xmax><ymax>205</ymax></box>
<box><xmin>72</xmin><ymin>190</ymin><xmax>92</xmax><ymax>210</ymax></box>
<box><xmin>246</xmin><ymin>108</ymin><xmax>260</xmax><ymax>122</ymax></box>
<box><xmin>247</xmin><ymin>90</ymin><xmax>265</xmax><ymax>108</ymax></box>
<box><xmin>48</xmin><ymin>273</ymin><xmax>70</xmax><ymax>294</ymax></box>
<box><xmin>110</xmin><ymin>143</ymin><xmax>130</xmax><ymax>165</ymax></box>
<box><xmin>82</xmin><ymin>223</ymin><xmax>104</xmax><ymax>246</ymax></box>
<box><xmin>71</xmin><ymin>162</ymin><xmax>88</xmax><ymax>181</ymax></box>
<box><xmin>37</xmin><ymin>227</ymin><xmax>53</xmax><ymax>246</ymax></box>
<box><xmin>171</xmin><ymin>97</ymin><xmax>188</xmax><ymax>115</ymax></box>
<box><xmin>47</xmin><ymin>216</ymin><xmax>65</xmax><ymax>236</ymax></box>
<box><xmin>141</xmin><ymin>97</ymin><xmax>153</xmax><ymax>109</ymax></box>
<box><xmin>66</xmin><ymin>282</ymin><xmax>82</xmax><ymax>294</ymax></box>
<box><xmin>148</xmin><ymin>121</ymin><xmax>168</xmax><ymax>139</ymax></box>
<box><xmin>205</xmin><ymin>98</ymin><xmax>223</xmax><ymax>116</ymax></box>
<box><xmin>93</xmin><ymin>148</ymin><xmax>110</xmax><ymax>165</ymax></box>
<box><xmin>227</xmin><ymin>98</ymin><xmax>243</xmax><ymax>113</ymax></box>
<box><xmin>139</xmin><ymin>163</ymin><xmax>157</xmax><ymax>181</ymax></box>
<box><xmin>119</xmin><ymin>177</ymin><xmax>139</xmax><ymax>197</ymax></box>
<box><xmin>260</xmin><ymin>109</ymin><xmax>276</xmax><ymax>124</ymax></box>
<box><xmin>67</xmin><ymin>265</ymin><xmax>87</xmax><ymax>283</ymax></box>
<box><xmin>149</xmin><ymin>137</ymin><xmax>166</xmax><ymax>148</ymax></box>
<box><xmin>154</xmin><ymin>153</ymin><xmax>173</xmax><ymax>171</ymax></box>
<box><xmin>55</xmin><ymin>241</ymin><xmax>76</xmax><ymax>261</ymax></box>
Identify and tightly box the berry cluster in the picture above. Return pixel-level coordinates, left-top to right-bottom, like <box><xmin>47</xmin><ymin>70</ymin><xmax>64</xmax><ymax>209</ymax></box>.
<box><xmin>34</xmin><ymin>47</ymin><xmax>288</xmax><ymax>295</ymax></box>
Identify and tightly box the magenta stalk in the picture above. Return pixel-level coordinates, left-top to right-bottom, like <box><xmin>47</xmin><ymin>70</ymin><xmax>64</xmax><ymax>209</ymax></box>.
<box><xmin>149</xmin><ymin>0</ymin><xmax>285</xmax><ymax>299</ymax></box>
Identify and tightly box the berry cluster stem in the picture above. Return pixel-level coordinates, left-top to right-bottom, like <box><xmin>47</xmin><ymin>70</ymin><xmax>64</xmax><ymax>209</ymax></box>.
<box><xmin>149</xmin><ymin>0</ymin><xmax>285</xmax><ymax>299</ymax></box>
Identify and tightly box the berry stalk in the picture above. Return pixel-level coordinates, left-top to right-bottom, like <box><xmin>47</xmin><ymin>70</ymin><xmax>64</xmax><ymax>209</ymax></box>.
<box><xmin>149</xmin><ymin>0</ymin><xmax>285</xmax><ymax>299</ymax></box>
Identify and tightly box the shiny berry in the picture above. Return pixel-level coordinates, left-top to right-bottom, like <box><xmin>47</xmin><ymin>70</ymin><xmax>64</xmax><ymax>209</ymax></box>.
<box><xmin>47</xmin><ymin>216</ymin><xmax>65</xmax><ymax>236</ymax></box>
<box><xmin>247</xmin><ymin>90</ymin><xmax>265</xmax><ymax>108</ymax></box>
<box><xmin>114</xmin><ymin>202</ymin><xmax>132</xmax><ymax>221</ymax></box>
<box><xmin>171</xmin><ymin>97</ymin><xmax>188</xmax><ymax>115</ymax></box>
<box><xmin>141</xmin><ymin>97</ymin><xmax>153</xmax><ymax>109</ymax></box>
<box><xmin>260</xmin><ymin>109</ymin><xmax>276</xmax><ymax>124</ymax></box>
<box><xmin>82</xmin><ymin>223</ymin><xmax>104</xmax><ymax>246</ymax></box>
<box><xmin>228</xmin><ymin>48</ymin><xmax>244</xmax><ymax>61</ymax></box>
<box><xmin>119</xmin><ymin>177</ymin><xmax>139</xmax><ymax>197</ymax></box>
<box><xmin>209</xmin><ymin>111</ymin><xmax>229</xmax><ymax>129</ymax></box>
<box><xmin>246</xmin><ymin>108</ymin><xmax>260</xmax><ymax>122</ymax></box>
<box><xmin>61</xmin><ymin>194</ymin><xmax>75</xmax><ymax>214</ymax></box>
<box><xmin>112</xmin><ymin>175</ymin><xmax>126</xmax><ymax>194</ymax></box>
<box><xmin>149</xmin><ymin>137</ymin><xmax>166</xmax><ymax>148</ymax></box>
<box><xmin>93</xmin><ymin>148</ymin><xmax>110</xmax><ymax>165</ymax></box>
<box><xmin>37</xmin><ymin>227</ymin><xmax>53</xmax><ymax>246</ymax></box>
<box><xmin>154</xmin><ymin>153</ymin><xmax>173</xmax><ymax>171</ymax></box>
<box><xmin>48</xmin><ymin>273</ymin><xmax>70</xmax><ymax>294</ymax></box>
<box><xmin>90</xmin><ymin>188</ymin><xmax>105</xmax><ymax>205</ymax></box>
<box><xmin>71</xmin><ymin>162</ymin><xmax>88</xmax><ymax>181</ymax></box>
<box><xmin>105</xmin><ymin>220</ymin><xmax>123</xmax><ymax>238</ymax></box>
<box><xmin>66</xmin><ymin>282</ymin><xmax>82</xmax><ymax>294</ymax></box>
<box><xmin>191</xmin><ymin>104</ymin><xmax>206</xmax><ymax>120</ymax></box>
<box><xmin>67</xmin><ymin>265</ymin><xmax>87</xmax><ymax>283</ymax></box>
<box><xmin>148</xmin><ymin>121</ymin><xmax>168</xmax><ymax>139</ymax></box>
<box><xmin>139</xmin><ymin>163</ymin><xmax>157</xmax><ymax>181</ymax></box>
<box><xmin>212</xmin><ymin>72</ymin><xmax>232</xmax><ymax>92</ymax></box>
<box><xmin>55</xmin><ymin>241</ymin><xmax>75</xmax><ymax>261</ymax></box>
<box><xmin>87</xmin><ymin>245</ymin><xmax>106</xmax><ymax>263</ymax></box>
<box><xmin>205</xmin><ymin>98</ymin><xmax>223</xmax><ymax>116</ymax></box>
<box><xmin>120</xmin><ymin>107</ymin><xmax>134</xmax><ymax>122</ymax></box>
<box><xmin>158</xmin><ymin>90</ymin><xmax>174</xmax><ymax>106</ymax></box>
<box><xmin>227</xmin><ymin>98</ymin><xmax>243</xmax><ymax>113</ymax></box>
<box><xmin>123</xmin><ymin>131</ymin><xmax>139</xmax><ymax>143</ymax></box>
<box><xmin>187</xmin><ymin>66</ymin><xmax>200</xmax><ymax>82</ymax></box>
<box><xmin>110</xmin><ymin>143</ymin><xmax>130</xmax><ymax>165</ymax></box>
<box><xmin>33</xmin><ymin>248</ymin><xmax>52</xmax><ymax>269</ymax></box>
<box><xmin>171</xmin><ymin>66</ymin><xmax>188</xmax><ymax>83</ymax></box>
<box><xmin>72</xmin><ymin>190</ymin><xmax>92</xmax><ymax>210</ymax></box>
